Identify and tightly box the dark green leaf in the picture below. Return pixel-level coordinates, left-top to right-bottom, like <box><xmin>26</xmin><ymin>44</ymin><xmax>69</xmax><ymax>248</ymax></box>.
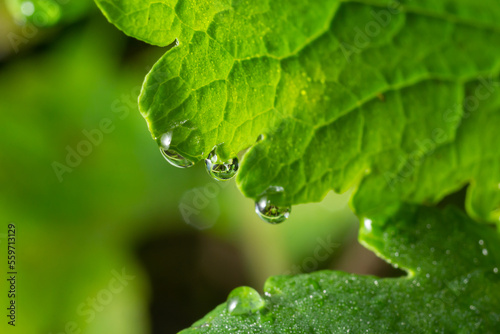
<box><xmin>180</xmin><ymin>205</ymin><xmax>500</xmax><ymax>333</ymax></box>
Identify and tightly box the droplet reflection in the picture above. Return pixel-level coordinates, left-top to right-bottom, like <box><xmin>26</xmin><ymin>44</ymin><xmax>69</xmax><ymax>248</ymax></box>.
<box><xmin>255</xmin><ymin>186</ymin><xmax>291</xmax><ymax>224</ymax></box>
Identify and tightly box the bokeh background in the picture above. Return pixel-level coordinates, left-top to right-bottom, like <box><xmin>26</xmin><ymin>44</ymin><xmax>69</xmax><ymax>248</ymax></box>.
<box><xmin>0</xmin><ymin>1</ymin><xmax>401</xmax><ymax>333</ymax></box>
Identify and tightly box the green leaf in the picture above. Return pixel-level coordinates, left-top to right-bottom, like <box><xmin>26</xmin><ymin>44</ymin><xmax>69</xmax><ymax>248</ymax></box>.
<box><xmin>178</xmin><ymin>204</ymin><xmax>500</xmax><ymax>333</ymax></box>
<box><xmin>95</xmin><ymin>0</ymin><xmax>500</xmax><ymax>222</ymax></box>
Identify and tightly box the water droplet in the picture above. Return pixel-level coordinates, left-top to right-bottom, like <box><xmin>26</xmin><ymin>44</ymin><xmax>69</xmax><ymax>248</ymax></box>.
<box><xmin>255</xmin><ymin>186</ymin><xmax>291</xmax><ymax>224</ymax></box>
<box><xmin>158</xmin><ymin>132</ymin><xmax>194</xmax><ymax>168</ymax></box>
<box><xmin>482</xmin><ymin>249</ymin><xmax>488</xmax><ymax>256</ymax></box>
<box><xmin>479</xmin><ymin>240</ymin><xmax>484</xmax><ymax>246</ymax></box>
<box><xmin>160</xmin><ymin>149</ymin><xmax>194</xmax><ymax>168</ymax></box>
<box><xmin>205</xmin><ymin>148</ymin><xmax>238</xmax><ymax>181</ymax></box>
<box><xmin>256</xmin><ymin>134</ymin><xmax>264</xmax><ymax>142</ymax></box>
<box><xmin>226</xmin><ymin>286</ymin><xmax>265</xmax><ymax>315</ymax></box>
<box><xmin>363</xmin><ymin>218</ymin><xmax>372</xmax><ymax>232</ymax></box>
<box><xmin>494</xmin><ymin>267</ymin><xmax>498</xmax><ymax>274</ymax></box>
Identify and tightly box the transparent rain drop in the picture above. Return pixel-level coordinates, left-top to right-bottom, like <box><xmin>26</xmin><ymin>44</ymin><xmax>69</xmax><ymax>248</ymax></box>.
<box><xmin>205</xmin><ymin>148</ymin><xmax>238</xmax><ymax>181</ymax></box>
<box><xmin>255</xmin><ymin>186</ymin><xmax>291</xmax><ymax>224</ymax></box>
<box><xmin>158</xmin><ymin>132</ymin><xmax>194</xmax><ymax>168</ymax></box>
<box><xmin>226</xmin><ymin>286</ymin><xmax>265</xmax><ymax>315</ymax></box>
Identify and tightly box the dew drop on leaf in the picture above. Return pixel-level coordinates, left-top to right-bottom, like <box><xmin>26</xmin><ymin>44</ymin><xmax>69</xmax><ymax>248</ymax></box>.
<box><xmin>158</xmin><ymin>132</ymin><xmax>194</xmax><ymax>168</ymax></box>
<box><xmin>363</xmin><ymin>218</ymin><xmax>372</xmax><ymax>232</ymax></box>
<box><xmin>255</xmin><ymin>186</ymin><xmax>291</xmax><ymax>224</ymax></box>
<box><xmin>226</xmin><ymin>286</ymin><xmax>265</xmax><ymax>315</ymax></box>
<box><xmin>205</xmin><ymin>148</ymin><xmax>238</xmax><ymax>181</ymax></box>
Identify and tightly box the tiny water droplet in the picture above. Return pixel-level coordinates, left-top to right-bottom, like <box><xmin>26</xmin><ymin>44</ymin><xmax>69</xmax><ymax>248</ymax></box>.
<box><xmin>205</xmin><ymin>148</ymin><xmax>238</xmax><ymax>181</ymax></box>
<box><xmin>494</xmin><ymin>267</ymin><xmax>498</xmax><ymax>274</ymax></box>
<box><xmin>363</xmin><ymin>218</ymin><xmax>372</xmax><ymax>232</ymax></box>
<box><xmin>256</xmin><ymin>134</ymin><xmax>264</xmax><ymax>142</ymax></box>
<box><xmin>226</xmin><ymin>286</ymin><xmax>265</xmax><ymax>315</ymax></box>
<box><xmin>482</xmin><ymin>249</ymin><xmax>488</xmax><ymax>256</ymax></box>
<box><xmin>255</xmin><ymin>186</ymin><xmax>291</xmax><ymax>224</ymax></box>
<box><xmin>158</xmin><ymin>132</ymin><xmax>194</xmax><ymax>168</ymax></box>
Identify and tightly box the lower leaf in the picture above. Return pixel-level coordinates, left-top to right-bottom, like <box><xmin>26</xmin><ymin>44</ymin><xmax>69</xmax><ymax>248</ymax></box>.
<box><xmin>179</xmin><ymin>205</ymin><xmax>500</xmax><ymax>333</ymax></box>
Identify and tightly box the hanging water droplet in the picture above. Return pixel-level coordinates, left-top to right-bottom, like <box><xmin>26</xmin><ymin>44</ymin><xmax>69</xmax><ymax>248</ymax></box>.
<box><xmin>226</xmin><ymin>286</ymin><xmax>265</xmax><ymax>315</ymax></box>
<box><xmin>205</xmin><ymin>148</ymin><xmax>238</xmax><ymax>181</ymax></box>
<box><xmin>255</xmin><ymin>186</ymin><xmax>291</xmax><ymax>224</ymax></box>
<box><xmin>160</xmin><ymin>149</ymin><xmax>195</xmax><ymax>168</ymax></box>
<box><xmin>158</xmin><ymin>132</ymin><xmax>194</xmax><ymax>168</ymax></box>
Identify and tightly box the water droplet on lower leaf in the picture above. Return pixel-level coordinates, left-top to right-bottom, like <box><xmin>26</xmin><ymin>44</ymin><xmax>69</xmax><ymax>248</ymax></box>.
<box><xmin>158</xmin><ymin>132</ymin><xmax>194</xmax><ymax>168</ymax></box>
<box><xmin>205</xmin><ymin>148</ymin><xmax>238</xmax><ymax>181</ymax></box>
<box><xmin>255</xmin><ymin>186</ymin><xmax>291</xmax><ymax>224</ymax></box>
<box><xmin>226</xmin><ymin>286</ymin><xmax>265</xmax><ymax>315</ymax></box>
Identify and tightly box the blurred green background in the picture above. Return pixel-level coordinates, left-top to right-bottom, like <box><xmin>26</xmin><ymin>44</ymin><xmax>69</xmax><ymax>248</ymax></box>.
<box><xmin>0</xmin><ymin>1</ymin><xmax>399</xmax><ymax>333</ymax></box>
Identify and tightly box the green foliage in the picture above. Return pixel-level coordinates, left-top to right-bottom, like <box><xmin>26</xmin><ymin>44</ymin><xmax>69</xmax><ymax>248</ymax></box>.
<box><xmin>0</xmin><ymin>15</ymin><xmax>181</xmax><ymax>334</ymax></box>
<box><xmin>96</xmin><ymin>0</ymin><xmax>500</xmax><ymax>222</ymax></box>
<box><xmin>94</xmin><ymin>0</ymin><xmax>500</xmax><ymax>332</ymax></box>
<box><xmin>180</xmin><ymin>205</ymin><xmax>500</xmax><ymax>333</ymax></box>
